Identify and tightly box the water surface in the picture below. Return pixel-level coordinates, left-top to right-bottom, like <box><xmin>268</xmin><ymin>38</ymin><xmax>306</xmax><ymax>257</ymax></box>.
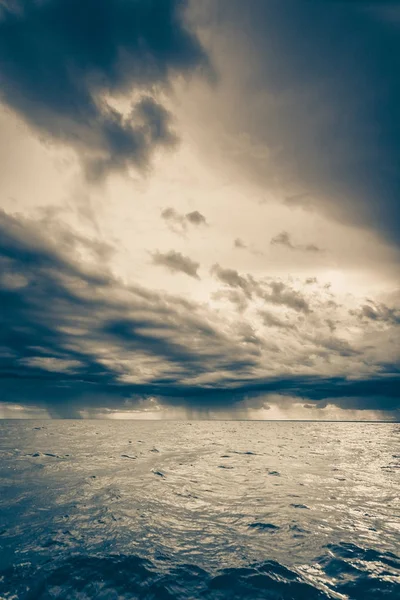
<box><xmin>0</xmin><ymin>421</ymin><xmax>399</xmax><ymax>599</ymax></box>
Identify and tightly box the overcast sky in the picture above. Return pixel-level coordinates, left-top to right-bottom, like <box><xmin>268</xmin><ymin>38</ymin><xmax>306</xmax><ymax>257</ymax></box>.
<box><xmin>0</xmin><ymin>0</ymin><xmax>399</xmax><ymax>420</ymax></box>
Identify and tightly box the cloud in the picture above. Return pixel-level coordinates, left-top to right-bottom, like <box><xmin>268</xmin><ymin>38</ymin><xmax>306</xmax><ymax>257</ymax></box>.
<box><xmin>186</xmin><ymin>210</ymin><xmax>207</xmax><ymax>226</ymax></box>
<box><xmin>161</xmin><ymin>207</ymin><xmax>208</xmax><ymax>233</ymax></box>
<box><xmin>234</xmin><ymin>238</ymin><xmax>247</xmax><ymax>249</ymax></box>
<box><xmin>351</xmin><ymin>301</ymin><xmax>400</xmax><ymax>326</ymax></box>
<box><xmin>271</xmin><ymin>231</ymin><xmax>323</xmax><ymax>253</ymax></box>
<box><xmin>18</xmin><ymin>357</ymin><xmax>82</xmax><ymax>373</ymax></box>
<box><xmin>284</xmin><ymin>193</ymin><xmax>314</xmax><ymax>211</ymax></box>
<box><xmin>259</xmin><ymin>310</ymin><xmax>296</xmax><ymax>330</ymax></box>
<box><xmin>326</xmin><ymin>319</ymin><xmax>336</xmax><ymax>333</ymax></box>
<box><xmin>0</xmin><ymin>209</ymin><xmax>399</xmax><ymax>417</ymax></box>
<box><xmin>306</xmin><ymin>334</ymin><xmax>360</xmax><ymax>359</ymax></box>
<box><xmin>212</xmin><ymin>289</ymin><xmax>249</xmax><ymax>313</ymax></box>
<box><xmin>233</xmin><ymin>237</ymin><xmax>264</xmax><ymax>256</ymax></box>
<box><xmin>0</xmin><ymin>208</ymin><xmax>267</xmax><ymax>414</ymax></box>
<box><xmin>271</xmin><ymin>231</ymin><xmax>294</xmax><ymax>249</ymax></box>
<box><xmin>211</xmin><ymin>263</ymin><xmax>310</xmax><ymax>312</ymax></box>
<box><xmin>210</xmin><ymin>263</ymin><xmax>252</xmax><ymax>297</ymax></box>
<box><xmin>265</xmin><ymin>281</ymin><xmax>310</xmax><ymax>313</ymax></box>
<box><xmin>161</xmin><ymin>207</ymin><xmax>185</xmax><ymax>232</ymax></box>
<box><xmin>196</xmin><ymin>0</ymin><xmax>400</xmax><ymax>245</ymax></box>
<box><xmin>0</xmin><ymin>0</ymin><xmax>211</xmax><ymax>177</ymax></box>
<box><xmin>151</xmin><ymin>250</ymin><xmax>200</xmax><ymax>278</ymax></box>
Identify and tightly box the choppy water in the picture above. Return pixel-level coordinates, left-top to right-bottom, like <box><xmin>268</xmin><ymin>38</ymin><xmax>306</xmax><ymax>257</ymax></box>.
<box><xmin>0</xmin><ymin>421</ymin><xmax>399</xmax><ymax>599</ymax></box>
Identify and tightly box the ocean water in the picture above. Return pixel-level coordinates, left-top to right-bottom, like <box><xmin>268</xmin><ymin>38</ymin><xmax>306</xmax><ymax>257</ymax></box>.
<box><xmin>0</xmin><ymin>421</ymin><xmax>399</xmax><ymax>600</ymax></box>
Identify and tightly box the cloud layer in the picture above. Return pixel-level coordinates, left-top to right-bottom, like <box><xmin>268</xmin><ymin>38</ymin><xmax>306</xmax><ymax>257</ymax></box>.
<box><xmin>193</xmin><ymin>0</ymin><xmax>400</xmax><ymax>245</ymax></box>
<box><xmin>0</xmin><ymin>0</ymin><xmax>209</xmax><ymax>176</ymax></box>
<box><xmin>0</xmin><ymin>209</ymin><xmax>398</xmax><ymax>417</ymax></box>
<box><xmin>0</xmin><ymin>2</ymin><xmax>399</xmax><ymax>419</ymax></box>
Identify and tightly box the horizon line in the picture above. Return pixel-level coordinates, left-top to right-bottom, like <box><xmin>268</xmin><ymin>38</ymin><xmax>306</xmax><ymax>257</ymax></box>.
<box><xmin>0</xmin><ymin>418</ymin><xmax>398</xmax><ymax>423</ymax></box>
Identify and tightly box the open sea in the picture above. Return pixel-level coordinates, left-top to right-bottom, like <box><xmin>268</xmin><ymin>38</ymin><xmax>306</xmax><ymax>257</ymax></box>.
<box><xmin>0</xmin><ymin>420</ymin><xmax>399</xmax><ymax>599</ymax></box>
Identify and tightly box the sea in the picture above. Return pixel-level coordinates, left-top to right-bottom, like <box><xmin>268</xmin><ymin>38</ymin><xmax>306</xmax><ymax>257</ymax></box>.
<box><xmin>0</xmin><ymin>420</ymin><xmax>399</xmax><ymax>599</ymax></box>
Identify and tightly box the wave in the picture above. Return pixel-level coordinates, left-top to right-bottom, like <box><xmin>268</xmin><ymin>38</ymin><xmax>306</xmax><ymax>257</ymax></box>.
<box><xmin>313</xmin><ymin>542</ymin><xmax>400</xmax><ymax>599</ymax></box>
<box><xmin>1</xmin><ymin>543</ymin><xmax>398</xmax><ymax>599</ymax></box>
<box><xmin>248</xmin><ymin>522</ymin><xmax>280</xmax><ymax>531</ymax></box>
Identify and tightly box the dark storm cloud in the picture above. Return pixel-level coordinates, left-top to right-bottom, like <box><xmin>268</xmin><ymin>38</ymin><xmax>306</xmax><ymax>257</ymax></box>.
<box><xmin>208</xmin><ymin>0</ymin><xmax>400</xmax><ymax>245</ymax></box>
<box><xmin>271</xmin><ymin>231</ymin><xmax>323</xmax><ymax>253</ymax></box>
<box><xmin>151</xmin><ymin>249</ymin><xmax>200</xmax><ymax>278</ymax></box>
<box><xmin>0</xmin><ymin>209</ymin><xmax>399</xmax><ymax>416</ymax></box>
<box><xmin>0</xmin><ymin>209</ymin><xmax>266</xmax><ymax>415</ymax></box>
<box><xmin>3</xmin><ymin>371</ymin><xmax>398</xmax><ymax>416</ymax></box>
<box><xmin>0</xmin><ymin>0</ymin><xmax>210</xmax><ymax>176</ymax></box>
<box><xmin>152</xmin><ymin>374</ymin><xmax>400</xmax><ymax>413</ymax></box>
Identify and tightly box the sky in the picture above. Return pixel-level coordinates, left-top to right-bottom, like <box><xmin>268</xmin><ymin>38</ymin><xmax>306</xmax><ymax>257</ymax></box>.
<box><xmin>0</xmin><ymin>0</ymin><xmax>399</xmax><ymax>420</ymax></box>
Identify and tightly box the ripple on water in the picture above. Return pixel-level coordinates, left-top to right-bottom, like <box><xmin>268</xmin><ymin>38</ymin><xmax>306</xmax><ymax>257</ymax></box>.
<box><xmin>0</xmin><ymin>421</ymin><xmax>398</xmax><ymax>599</ymax></box>
<box><xmin>0</xmin><ymin>553</ymin><xmax>347</xmax><ymax>599</ymax></box>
